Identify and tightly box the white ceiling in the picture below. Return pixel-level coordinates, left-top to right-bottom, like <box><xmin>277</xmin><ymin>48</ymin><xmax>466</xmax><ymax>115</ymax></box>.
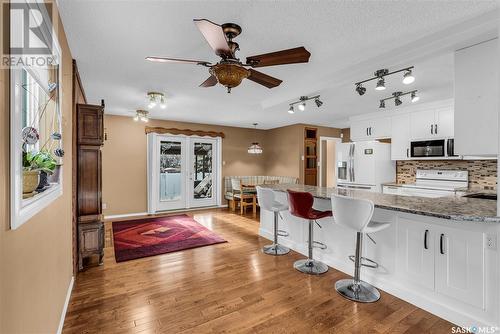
<box><xmin>58</xmin><ymin>0</ymin><xmax>499</xmax><ymax>129</ymax></box>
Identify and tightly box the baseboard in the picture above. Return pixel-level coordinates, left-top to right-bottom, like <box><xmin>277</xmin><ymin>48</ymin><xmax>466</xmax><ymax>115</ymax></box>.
<box><xmin>57</xmin><ymin>276</ymin><xmax>74</xmax><ymax>334</ymax></box>
<box><xmin>104</xmin><ymin>205</ymin><xmax>229</xmax><ymax>220</ymax></box>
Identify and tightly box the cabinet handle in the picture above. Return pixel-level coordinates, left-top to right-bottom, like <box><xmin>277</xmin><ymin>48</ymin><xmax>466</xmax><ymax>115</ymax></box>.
<box><xmin>424</xmin><ymin>229</ymin><xmax>429</xmax><ymax>249</ymax></box>
<box><xmin>435</xmin><ymin>124</ymin><xmax>438</xmax><ymax>134</ymax></box>
<box><xmin>440</xmin><ymin>233</ymin><xmax>445</xmax><ymax>254</ymax></box>
<box><xmin>370</xmin><ymin>127</ymin><xmax>372</xmax><ymax>136</ymax></box>
<box><xmin>366</xmin><ymin>128</ymin><xmax>369</xmax><ymax>136</ymax></box>
<box><xmin>431</xmin><ymin>124</ymin><xmax>434</xmax><ymax>135</ymax></box>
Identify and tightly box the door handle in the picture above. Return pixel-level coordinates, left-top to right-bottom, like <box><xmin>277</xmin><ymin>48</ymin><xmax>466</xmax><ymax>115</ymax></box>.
<box><xmin>424</xmin><ymin>229</ymin><xmax>429</xmax><ymax>249</ymax></box>
<box><xmin>431</xmin><ymin>124</ymin><xmax>434</xmax><ymax>135</ymax></box>
<box><xmin>439</xmin><ymin>233</ymin><xmax>445</xmax><ymax>254</ymax></box>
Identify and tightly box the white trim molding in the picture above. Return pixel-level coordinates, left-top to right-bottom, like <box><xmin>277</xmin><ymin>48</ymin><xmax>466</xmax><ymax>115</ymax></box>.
<box><xmin>57</xmin><ymin>276</ymin><xmax>74</xmax><ymax>334</ymax></box>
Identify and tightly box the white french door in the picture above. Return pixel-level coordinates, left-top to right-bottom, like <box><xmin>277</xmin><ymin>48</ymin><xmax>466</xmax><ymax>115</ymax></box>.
<box><xmin>147</xmin><ymin>133</ymin><xmax>221</xmax><ymax>213</ymax></box>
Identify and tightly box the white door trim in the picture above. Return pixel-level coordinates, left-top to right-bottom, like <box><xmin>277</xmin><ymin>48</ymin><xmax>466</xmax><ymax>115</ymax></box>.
<box><xmin>147</xmin><ymin>133</ymin><xmax>222</xmax><ymax>214</ymax></box>
<box><xmin>318</xmin><ymin>136</ymin><xmax>342</xmax><ymax>187</ymax></box>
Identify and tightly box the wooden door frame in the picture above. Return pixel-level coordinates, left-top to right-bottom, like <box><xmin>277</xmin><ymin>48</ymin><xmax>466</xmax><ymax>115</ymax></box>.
<box><xmin>72</xmin><ymin>59</ymin><xmax>87</xmax><ymax>275</ymax></box>
<box><xmin>318</xmin><ymin>136</ymin><xmax>342</xmax><ymax>188</ymax></box>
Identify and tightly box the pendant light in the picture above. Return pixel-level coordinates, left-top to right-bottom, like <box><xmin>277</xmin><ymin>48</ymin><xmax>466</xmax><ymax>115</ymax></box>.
<box><xmin>248</xmin><ymin>123</ymin><xmax>263</xmax><ymax>154</ymax></box>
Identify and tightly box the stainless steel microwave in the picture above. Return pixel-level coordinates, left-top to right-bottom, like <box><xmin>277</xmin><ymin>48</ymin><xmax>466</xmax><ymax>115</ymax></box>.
<box><xmin>410</xmin><ymin>139</ymin><xmax>457</xmax><ymax>158</ymax></box>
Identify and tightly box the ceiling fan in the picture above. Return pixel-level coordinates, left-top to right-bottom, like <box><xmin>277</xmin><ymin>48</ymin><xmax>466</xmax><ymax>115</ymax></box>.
<box><xmin>146</xmin><ymin>19</ymin><xmax>311</xmax><ymax>93</ymax></box>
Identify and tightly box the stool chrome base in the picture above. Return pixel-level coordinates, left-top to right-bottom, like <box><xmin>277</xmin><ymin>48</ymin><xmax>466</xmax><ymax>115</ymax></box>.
<box><xmin>335</xmin><ymin>278</ymin><xmax>381</xmax><ymax>303</ymax></box>
<box><xmin>293</xmin><ymin>259</ymin><xmax>328</xmax><ymax>275</ymax></box>
<box><xmin>262</xmin><ymin>244</ymin><xmax>290</xmax><ymax>256</ymax></box>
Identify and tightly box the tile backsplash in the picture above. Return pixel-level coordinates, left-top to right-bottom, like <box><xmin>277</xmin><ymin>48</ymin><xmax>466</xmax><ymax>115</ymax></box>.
<box><xmin>396</xmin><ymin>160</ymin><xmax>497</xmax><ymax>190</ymax></box>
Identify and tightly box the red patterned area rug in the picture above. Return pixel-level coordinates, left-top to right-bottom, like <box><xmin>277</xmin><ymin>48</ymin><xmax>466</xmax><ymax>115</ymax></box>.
<box><xmin>112</xmin><ymin>214</ymin><xmax>226</xmax><ymax>262</ymax></box>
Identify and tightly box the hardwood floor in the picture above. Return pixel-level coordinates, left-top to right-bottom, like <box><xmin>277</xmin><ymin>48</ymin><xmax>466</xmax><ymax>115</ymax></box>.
<box><xmin>63</xmin><ymin>208</ymin><xmax>453</xmax><ymax>334</ymax></box>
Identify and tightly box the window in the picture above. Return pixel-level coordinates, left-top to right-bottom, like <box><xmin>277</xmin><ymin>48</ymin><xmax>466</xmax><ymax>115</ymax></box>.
<box><xmin>9</xmin><ymin>2</ymin><xmax>63</xmax><ymax>229</ymax></box>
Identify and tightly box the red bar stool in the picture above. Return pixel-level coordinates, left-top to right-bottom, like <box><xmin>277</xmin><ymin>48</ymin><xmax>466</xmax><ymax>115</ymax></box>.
<box><xmin>287</xmin><ymin>189</ymin><xmax>332</xmax><ymax>275</ymax></box>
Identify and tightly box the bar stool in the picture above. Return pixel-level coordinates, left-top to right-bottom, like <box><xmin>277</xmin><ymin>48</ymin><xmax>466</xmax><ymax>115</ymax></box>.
<box><xmin>256</xmin><ymin>186</ymin><xmax>290</xmax><ymax>256</ymax></box>
<box><xmin>331</xmin><ymin>194</ymin><xmax>390</xmax><ymax>303</ymax></box>
<box><xmin>287</xmin><ymin>190</ymin><xmax>332</xmax><ymax>275</ymax></box>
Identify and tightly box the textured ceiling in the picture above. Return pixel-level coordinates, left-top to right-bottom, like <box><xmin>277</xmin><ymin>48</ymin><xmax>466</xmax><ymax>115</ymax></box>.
<box><xmin>58</xmin><ymin>0</ymin><xmax>498</xmax><ymax>129</ymax></box>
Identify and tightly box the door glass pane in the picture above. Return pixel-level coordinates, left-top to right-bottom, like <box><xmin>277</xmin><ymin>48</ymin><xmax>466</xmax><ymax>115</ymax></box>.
<box><xmin>159</xmin><ymin>141</ymin><xmax>181</xmax><ymax>201</ymax></box>
<box><xmin>193</xmin><ymin>143</ymin><xmax>213</xmax><ymax>199</ymax></box>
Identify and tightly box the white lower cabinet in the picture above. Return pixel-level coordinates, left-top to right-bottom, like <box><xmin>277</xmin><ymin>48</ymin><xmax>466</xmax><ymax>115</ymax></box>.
<box><xmin>397</xmin><ymin>218</ymin><xmax>435</xmax><ymax>290</ymax></box>
<box><xmin>435</xmin><ymin>226</ymin><xmax>484</xmax><ymax>309</ymax></box>
<box><xmin>397</xmin><ymin>217</ymin><xmax>485</xmax><ymax>309</ymax></box>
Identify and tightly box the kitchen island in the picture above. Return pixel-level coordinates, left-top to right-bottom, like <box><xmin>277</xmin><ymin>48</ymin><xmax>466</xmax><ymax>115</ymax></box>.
<box><xmin>259</xmin><ymin>184</ymin><xmax>500</xmax><ymax>330</ymax></box>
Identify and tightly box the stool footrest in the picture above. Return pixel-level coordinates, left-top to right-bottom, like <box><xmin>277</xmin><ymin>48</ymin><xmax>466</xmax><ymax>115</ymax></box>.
<box><xmin>277</xmin><ymin>230</ymin><xmax>289</xmax><ymax>237</ymax></box>
<box><xmin>348</xmin><ymin>255</ymin><xmax>379</xmax><ymax>268</ymax></box>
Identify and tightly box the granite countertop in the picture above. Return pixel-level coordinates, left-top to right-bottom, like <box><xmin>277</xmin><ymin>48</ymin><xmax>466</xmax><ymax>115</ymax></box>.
<box><xmin>382</xmin><ymin>182</ymin><xmax>497</xmax><ymax>195</ymax></box>
<box><xmin>261</xmin><ymin>184</ymin><xmax>500</xmax><ymax>223</ymax></box>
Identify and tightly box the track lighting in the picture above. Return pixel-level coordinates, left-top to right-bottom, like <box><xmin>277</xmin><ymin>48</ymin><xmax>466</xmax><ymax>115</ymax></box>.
<box><xmin>287</xmin><ymin>95</ymin><xmax>322</xmax><ymax>114</ymax></box>
<box><xmin>411</xmin><ymin>91</ymin><xmax>419</xmax><ymax>103</ymax></box>
<box><xmin>403</xmin><ymin>70</ymin><xmax>415</xmax><ymax>85</ymax></box>
<box><xmin>355</xmin><ymin>84</ymin><xmax>366</xmax><ymax>96</ymax></box>
<box><xmin>379</xmin><ymin>90</ymin><xmax>418</xmax><ymax>109</ymax></box>
<box><xmin>375</xmin><ymin>77</ymin><xmax>386</xmax><ymax>91</ymax></box>
<box><xmin>355</xmin><ymin>66</ymin><xmax>414</xmax><ymax>95</ymax></box>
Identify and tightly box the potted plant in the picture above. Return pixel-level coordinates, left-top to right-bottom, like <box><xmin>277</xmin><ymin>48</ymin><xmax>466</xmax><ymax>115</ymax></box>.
<box><xmin>23</xmin><ymin>150</ymin><xmax>57</xmax><ymax>193</ymax></box>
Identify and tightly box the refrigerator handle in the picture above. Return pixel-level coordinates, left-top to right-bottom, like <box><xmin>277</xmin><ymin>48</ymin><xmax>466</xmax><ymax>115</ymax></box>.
<box><xmin>349</xmin><ymin>144</ymin><xmax>353</xmax><ymax>182</ymax></box>
<box><xmin>351</xmin><ymin>144</ymin><xmax>355</xmax><ymax>183</ymax></box>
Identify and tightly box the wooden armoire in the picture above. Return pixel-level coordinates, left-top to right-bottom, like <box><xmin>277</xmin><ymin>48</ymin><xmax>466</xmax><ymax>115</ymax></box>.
<box><xmin>77</xmin><ymin>102</ymin><xmax>104</xmax><ymax>270</ymax></box>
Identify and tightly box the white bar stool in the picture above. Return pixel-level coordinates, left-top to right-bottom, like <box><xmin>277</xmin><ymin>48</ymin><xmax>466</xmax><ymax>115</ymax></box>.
<box><xmin>256</xmin><ymin>186</ymin><xmax>290</xmax><ymax>256</ymax></box>
<box><xmin>331</xmin><ymin>194</ymin><xmax>390</xmax><ymax>303</ymax></box>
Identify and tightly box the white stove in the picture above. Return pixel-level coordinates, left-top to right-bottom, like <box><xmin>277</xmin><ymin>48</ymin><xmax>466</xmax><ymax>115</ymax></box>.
<box><xmin>383</xmin><ymin>170</ymin><xmax>468</xmax><ymax>198</ymax></box>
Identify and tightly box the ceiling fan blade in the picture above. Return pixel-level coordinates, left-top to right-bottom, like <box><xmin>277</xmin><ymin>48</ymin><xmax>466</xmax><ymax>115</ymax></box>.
<box><xmin>193</xmin><ymin>19</ymin><xmax>232</xmax><ymax>58</ymax></box>
<box><xmin>246</xmin><ymin>46</ymin><xmax>311</xmax><ymax>68</ymax></box>
<box><xmin>247</xmin><ymin>69</ymin><xmax>282</xmax><ymax>88</ymax></box>
<box><xmin>199</xmin><ymin>75</ymin><xmax>218</xmax><ymax>87</ymax></box>
<box><xmin>146</xmin><ymin>56</ymin><xmax>210</xmax><ymax>66</ymax></box>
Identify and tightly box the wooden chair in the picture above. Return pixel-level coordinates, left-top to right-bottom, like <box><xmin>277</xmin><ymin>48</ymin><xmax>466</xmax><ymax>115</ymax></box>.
<box><xmin>231</xmin><ymin>179</ymin><xmax>256</xmax><ymax>214</ymax></box>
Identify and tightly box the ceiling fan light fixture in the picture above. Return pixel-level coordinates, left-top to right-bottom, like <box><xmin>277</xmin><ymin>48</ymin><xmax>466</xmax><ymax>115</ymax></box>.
<box><xmin>403</xmin><ymin>70</ymin><xmax>415</xmax><ymax>84</ymax></box>
<box><xmin>375</xmin><ymin>77</ymin><xmax>386</xmax><ymax>91</ymax></box>
<box><xmin>209</xmin><ymin>63</ymin><xmax>249</xmax><ymax>93</ymax></box>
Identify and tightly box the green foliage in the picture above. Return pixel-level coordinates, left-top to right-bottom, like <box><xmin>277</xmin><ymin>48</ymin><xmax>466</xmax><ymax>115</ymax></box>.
<box><xmin>23</xmin><ymin>150</ymin><xmax>57</xmax><ymax>174</ymax></box>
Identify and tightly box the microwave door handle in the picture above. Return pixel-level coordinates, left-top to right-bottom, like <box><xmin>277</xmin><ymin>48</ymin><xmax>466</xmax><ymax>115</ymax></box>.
<box><xmin>351</xmin><ymin>144</ymin><xmax>355</xmax><ymax>183</ymax></box>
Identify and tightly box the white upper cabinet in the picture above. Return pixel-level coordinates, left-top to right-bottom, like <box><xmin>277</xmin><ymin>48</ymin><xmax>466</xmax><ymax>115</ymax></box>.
<box><xmin>454</xmin><ymin>38</ymin><xmax>498</xmax><ymax>156</ymax></box>
<box><xmin>410</xmin><ymin>107</ymin><xmax>454</xmax><ymax>140</ymax></box>
<box><xmin>410</xmin><ymin>109</ymin><xmax>436</xmax><ymax>140</ymax></box>
<box><xmin>391</xmin><ymin>113</ymin><xmax>410</xmax><ymax>160</ymax></box>
<box><xmin>350</xmin><ymin>116</ymin><xmax>391</xmax><ymax>141</ymax></box>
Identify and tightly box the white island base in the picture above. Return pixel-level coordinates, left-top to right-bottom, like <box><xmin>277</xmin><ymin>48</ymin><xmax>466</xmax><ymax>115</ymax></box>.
<box><xmin>259</xmin><ymin>191</ymin><xmax>500</xmax><ymax>330</ymax></box>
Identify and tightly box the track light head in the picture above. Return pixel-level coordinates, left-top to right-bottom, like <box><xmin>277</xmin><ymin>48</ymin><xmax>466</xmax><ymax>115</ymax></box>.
<box><xmin>315</xmin><ymin>98</ymin><xmax>323</xmax><ymax>107</ymax></box>
<box><xmin>395</xmin><ymin>97</ymin><xmax>402</xmax><ymax>106</ymax></box>
<box><xmin>379</xmin><ymin>100</ymin><xmax>385</xmax><ymax>108</ymax></box>
<box><xmin>375</xmin><ymin>77</ymin><xmax>386</xmax><ymax>91</ymax></box>
<box><xmin>403</xmin><ymin>69</ymin><xmax>415</xmax><ymax>85</ymax></box>
<box><xmin>355</xmin><ymin>84</ymin><xmax>366</xmax><ymax>96</ymax></box>
<box><xmin>288</xmin><ymin>105</ymin><xmax>295</xmax><ymax>114</ymax></box>
<box><xmin>411</xmin><ymin>91</ymin><xmax>419</xmax><ymax>103</ymax></box>
<box><xmin>298</xmin><ymin>102</ymin><xmax>306</xmax><ymax>111</ymax></box>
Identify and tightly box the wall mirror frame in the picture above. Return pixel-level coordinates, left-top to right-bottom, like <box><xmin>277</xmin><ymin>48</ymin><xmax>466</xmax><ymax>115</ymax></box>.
<box><xmin>9</xmin><ymin>1</ymin><xmax>63</xmax><ymax>229</ymax></box>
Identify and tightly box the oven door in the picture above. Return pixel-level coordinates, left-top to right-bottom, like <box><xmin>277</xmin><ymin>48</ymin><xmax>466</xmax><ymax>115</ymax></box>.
<box><xmin>410</xmin><ymin>139</ymin><xmax>445</xmax><ymax>158</ymax></box>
